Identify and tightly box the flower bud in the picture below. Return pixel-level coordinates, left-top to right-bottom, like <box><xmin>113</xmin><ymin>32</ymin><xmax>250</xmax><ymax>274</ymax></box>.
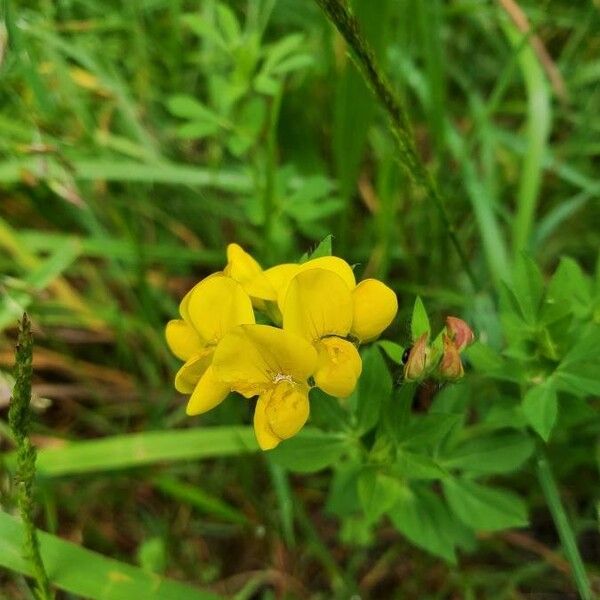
<box><xmin>439</xmin><ymin>333</ymin><xmax>464</xmax><ymax>380</ymax></box>
<box><xmin>403</xmin><ymin>333</ymin><xmax>430</xmax><ymax>381</ymax></box>
<box><xmin>445</xmin><ymin>316</ymin><xmax>474</xmax><ymax>352</ymax></box>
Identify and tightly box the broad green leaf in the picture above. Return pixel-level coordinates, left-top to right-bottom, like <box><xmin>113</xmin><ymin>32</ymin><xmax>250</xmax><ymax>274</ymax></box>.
<box><xmin>377</xmin><ymin>340</ymin><xmax>404</xmax><ymax>364</ymax></box>
<box><xmin>355</xmin><ymin>345</ymin><xmax>392</xmax><ymax>434</ymax></box>
<box><xmin>358</xmin><ymin>467</ymin><xmax>405</xmax><ymax>523</ymax></box>
<box><xmin>176</xmin><ymin>121</ymin><xmax>220</xmax><ymax>140</ymax></box>
<box><xmin>442</xmin><ymin>432</ymin><xmax>535</xmax><ymax>474</ymax></box>
<box><xmin>522</xmin><ymin>383</ymin><xmax>558</xmax><ymax>441</ymax></box>
<box><xmin>3</xmin><ymin>427</ymin><xmax>258</xmax><ymax>477</ymax></box>
<box><xmin>388</xmin><ymin>486</ymin><xmax>472</xmax><ymax>563</ymax></box>
<box><xmin>443</xmin><ymin>478</ymin><xmax>528</xmax><ymax>531</ymax></box>
<box><xmin>136</xmin><ymin>537</ymin><xmax>166</xmax><ymax>574</ymax></box>
<box><xmin>544</xmin><ymin>257</ymin><xmax>592</xmax><ymax>322</ymax></box>
<box><xmin>411</xmin><ymin>296</ymin><xmax>430</xmax><ymax>340</ymax></box>
<box><xmin>0</xmin><ymin>511</ymin><xmax>218</xmax><ymax>599</ymax></box>
<box><xmin>167</xmin><ymin>95</ymin><xmax>220</xmax><ymax>123</ymax></box>
<box><xmin>397</xmin><ymin>413</ymin><xmax>461</xmax><ymax>449</ymax></box>
<box><xmin>555</xmin><ymin>326</ymin><xmax>600</xmax><ymax>397</ymax></box>
<box><xmin>394</xmin><ymin>450</ymin><xmax>448</xmax><ymax>480</ymax></box>
<box><xmin>267</xmin><ymin>429</ymin><xmax>349</xmax><ymax>473</ymax></box>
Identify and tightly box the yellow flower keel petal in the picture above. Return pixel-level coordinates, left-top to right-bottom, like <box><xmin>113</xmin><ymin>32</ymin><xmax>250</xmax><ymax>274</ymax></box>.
<box><xmin>314</xmin><ymin>337</ymin><xmax>362</xmax><ymax>398</ymax></box>
<box><xmin>253</xmin><ymin>394</ymin><xmax>282</xmax><ymax>450</ymax></box>
<box><xmin>265</xmin><ymin>381</ymin><xmax>310</xmax><ymax>440</ymax></box>
<box><xmin>186</xmin><ymin>365</ymin><xmax>231</xmax><ymax>415</ymax></box>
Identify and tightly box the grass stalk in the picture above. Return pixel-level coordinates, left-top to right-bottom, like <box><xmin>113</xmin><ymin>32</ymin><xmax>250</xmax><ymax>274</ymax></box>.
<box><xmin>8</xmin><ymin>314</ymin><xmax>53</xmax><ymax>600</ymax></box>
<box><xmin>536</xmin><ymin>447</ymin><xmax>592</xmax><ymax>600</ymax></box>
<box><xmin>314</xmin><ymin>0</ymin><xmax>478</xmax><ymax>289</ymax></box>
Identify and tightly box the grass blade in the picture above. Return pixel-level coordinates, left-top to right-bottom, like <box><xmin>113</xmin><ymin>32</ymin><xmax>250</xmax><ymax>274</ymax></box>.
<box><xmin>0</xmin><ymin>510</ymin><xmax>219</xmax><ymax>600</ymax></box>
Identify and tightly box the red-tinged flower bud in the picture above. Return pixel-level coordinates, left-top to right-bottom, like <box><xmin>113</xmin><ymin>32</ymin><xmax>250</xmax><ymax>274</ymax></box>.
<box><xmin>403</xmin><ymin>332</ymin><xmax>430</xmax><ymax>381</ymax></box>
<box><xmin>440</xmin><ymin>333</ymin><xmax>464</xmax><ymax>380</ymax></box>
<box><xmin>445</xmin><ymin>316</ymin><xmax>474</xmax><ymax>352</ymax></box>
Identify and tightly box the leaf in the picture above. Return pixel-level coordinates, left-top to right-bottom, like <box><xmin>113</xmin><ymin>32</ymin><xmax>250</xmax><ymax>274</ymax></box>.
<box><xmin>377</xmin><ymin>340</ymin><xmax>404</xmax><ymax>364</ymax></box>
<box><xmin>388</xmin><ymin>486</ymin><xmax>471</xmax><ymax>563</ymax></box>
<box><xmin>443</xmin><ymin>478</ymin><xmax>528</xmax><ymax>531</ymax></box>
<box><xmin>397</xmin><ymin>413</ymin><xmax>462</xmax><ymax>449</ymax></box>
<box><xmin>267</xmin><ymin>429</ymin><xmax>349</xmax><ymax>473</ymax></box>
<box><xmin>394</xmin><ymin>450</ymin><xmax>448</xmax><ymax>480</ymax></box>
<box><xmin>358</xmin><ymin>467</ymin><xmax>405</xmax><ymax>523</ymax></box>
<box><xmin>555</xmin><ymin>325</ymin><xmax>600</xmax><ymax>397</ymax></box>
<box><xmin>3</xmin><ymin>427</ymin><xmax>258</xmax><ymax>477</ymax></box>
<box><xmin>411</xmin><ymin>296</ymin><xmax>430</xmax><ymax>340</ymax></box>
<box><xmin>176</xmin><ymin>121</ymin><xmax>220</xmax><ymax>140</ymax></box>
<box><xmin>506</xmin><ymin>254</ymin><xmax>545</xmax><ymax>325</ymax></box>
<box><xmin>167</xmin><ymin>95</ymin><xmax>220</xmax><ymax>123</ymax></box>
<box><xmin>443</xmin><ymin>432</ymin><xmax>535</xmax><ymax>474</ymax></box>
<box><xmin>300</xmin><ymin>235</ymin><xmax>333</xmax><ymax>262</ymax></box>
<box><xmin>325</xmin><ymin>461</ymin><xmax>362</xmax><ymax>517</ymax></box>
<box><xmin>0</xmin><ymin>511</ymin><xmax>218</xmax><ymax>599</ymax></box>
<box><xmin>354</xmin><ymin>345</ymin><xmax>392</xmax><ymax>434</ymax></box>
<box><xmin>522</xmin><ymin>383</ymin><xmax>558</xmax><ymax>441</ymax></box>
<box><xmin>544</xmin><ymin>257</ymin><xmax>592</xmax><ymax>322</ymax></box>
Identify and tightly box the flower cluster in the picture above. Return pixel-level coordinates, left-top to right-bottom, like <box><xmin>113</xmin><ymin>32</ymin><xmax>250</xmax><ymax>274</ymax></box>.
<box><xmin>403</xmin><ymin>316</ymin><xmax>475</xmax><ymax>381</ymax></box>
<box><xmin>166</xmin><ymin>244</ymin><xmax>398</xmax><ymax>450</ymax></box>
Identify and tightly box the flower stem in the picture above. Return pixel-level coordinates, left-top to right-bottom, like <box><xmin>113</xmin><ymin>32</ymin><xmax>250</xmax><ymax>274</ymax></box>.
<box><xmin>536</xmin><ymin>447</ymin><xmax>592</xmax><ymax>600</ymax></box>
<box><xmin>8</xmin><ymin>314</ymin><xmax>53</xmax><ymax>600</ymax></box>
<box><xmin>314</xmin><ymin>0</ymin><xmax>478</xmax><ymax>289</ymax></box>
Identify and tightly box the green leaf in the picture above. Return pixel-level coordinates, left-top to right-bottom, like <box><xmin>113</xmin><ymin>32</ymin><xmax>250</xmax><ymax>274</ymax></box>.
<box><xmin>555</xmin><ymin>326</ymin><xmax>600</xmax><ymax>397</ymax></box>
<box><xmin>136</xmin><ymin>537</ymin><xmax>166</xmax><ymax>574</ymax></box>
<box><xmin>267</xmin><ymin>429</ymin><xmax>349</xmax><ymax>473</ymax></box>
<box><xmin>411</xmin><ymin>296</ymin><xmax>430</xmax><ymax>340</ymax></box>
<box><xmin>167</xmin><ymin>95</ymin><xmax>220</xmax><ymax>123</ymax></box>
<box><xmin>0</xmin><ymin>511</ymin><xmax>218</xmax><ymax>599</ymax></box>
<box><xmin>398</xmin><ymin>413</ymin><xmax>462</xmax><ymax>449</ymax></box>
<box><xmin>388</xmin><ymin>486</ymin><xmax>471</xmax><ymax>563</ymax></box>
<box><xmin>358</xmin><ymin>467</ymin><xmax>404</xmax><ymax>523</ymax></box>
<box><xmin>544</xmin><ymin>257</ymin><xmax>592</xmax><ymax>322</ymax></box>
<box><xmin>325</xmin><ymin>462</ymin><xmax>361</xmax><ymax>517</ymax></box>
<box><xmin>300</xmin><ymin>235</ymin><xmax>333</xmax><ymax>262</ymax></box>
<box><xmin>443</xmin><ymin>478</ymin><xmax>528</xmax><ymax>531</ymax></box>
<box><xmin>443</xmin><ymin>432</ymin><xmax>535</xmax><ymax>474</ymax></box>
<box><xmin>507</xmin><ymin>254</ymin><xmax>545</xmax><ymax>325</ymax></box>
<box><xmin>4</xmin><ymin>427</ymin><xmax>258</xmax><ymax>477</ymax></box>
<box><xmin>522</xmin><ymin>383</ymin><xmax>558</xmax><ymax>441</ymax></box>
<box><xmin>377</xmin><ymin>340</ymin><xmax>404</xmax><ymax>364</ymax></box>
<box><xmin>355</xmin><ymin>345</ymin><xmax>392</xmax><ymax>434</ymax></box>
<box><xmin>394</xmin><ymin>450</ymin><xmax>448</xmax><ymax>480</ymax></box>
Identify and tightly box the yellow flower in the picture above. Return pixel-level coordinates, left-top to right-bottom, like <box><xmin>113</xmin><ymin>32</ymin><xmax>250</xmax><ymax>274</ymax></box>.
<box><xmin>282</xmin><ymin>268</ymin><xmax>362</xmax><ymax>398</ymax></box>
<box><xmin>165</xmin><ymin>275</ymin><xmax>255</xmax><ymax>416</ymax></box>
<box><xmin>222</xmin><ymin>243</ymin><xmax>277</xmax><ymax>305</ymax></box>
<box><xmin>213</xmin><ymin>324</ymin><xmax>317</xmax><ymax>450</ymax></box>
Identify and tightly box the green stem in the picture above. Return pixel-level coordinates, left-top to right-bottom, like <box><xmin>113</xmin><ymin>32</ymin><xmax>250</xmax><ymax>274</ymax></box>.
<box><xmin>536</xmin><ymin>447</ymin><xmax>591</xmax><ymax>600</ymax></box>
<box><xmin>314</xmin><ymin>0</ymin><xmax>478</xmax><ymax>289</ymax></box>
<box><xmin>8</xmin><ymin>314</ymin><xmax>53</xmax><ymax>600</ymax></box>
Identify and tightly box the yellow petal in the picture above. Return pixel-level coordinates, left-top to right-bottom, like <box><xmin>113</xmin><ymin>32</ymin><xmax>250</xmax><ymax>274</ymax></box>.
<box><xmin>253</xmin><ymin>393</ymin><xmax>282</xmax><ymax>450</ymax></box>
<box><xmin>187</xmin><ymin>275</ymin><xmax>255</xmax><ymax>344</ymax></box>
<box><xmin>253</xmin><ymin>381</ymin><xmax>310</xmax><ymax>450</ymax></box>
<box><xmin>179</xmin><ymin>272</ymin><xmax>221</xmax><ymax>323</ymax></box>
<box><xmin>313</xmin><ymin>337</ymin><xmax>362</xmax><ymax>398</ymax></box>
<box><xmin>351</xmin><ymin>279</ymin><xmax>398</xmax><ymax>342</ymax></box>
<box><xmin>265</xmin><ymin>380</ymin><xmax>310</xmax><ymax>440</ymax></box>
<box><xmin>213</xmin><ymin>324</ymin><xmax>317</xmax><ymax>397</ymax></box>
<box><xmin>186</xmin><ymin>364</ymin><xmax>231</xmax><ymax>415</ymax></box>
<box><xmin>302</xmin><ymin>256</ymin><xmax>356</xmax><ymax>289</ymax></box>
<box><xmin>223</xmin><ymin>243</ymin><xmax>276</xmax><ymax>301</ymax></box>
<box><xmin>276</xmin><ymin>256</ymin><xmax>355</xmax><ymax>310</ymax></box>
<box><xmin>165</xmin><ymin>319</ymin><xmax>204</xmax><ymax>361</ymax></box>
<box><xmin>174</xmin><ymin>349</ymin><xmax>213</xmax><ymax>393</ymax></box>
<box><xmin>283</xmin><ymin>269</ymin><xmax>353</xmax><ymax>342</ymax></box>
